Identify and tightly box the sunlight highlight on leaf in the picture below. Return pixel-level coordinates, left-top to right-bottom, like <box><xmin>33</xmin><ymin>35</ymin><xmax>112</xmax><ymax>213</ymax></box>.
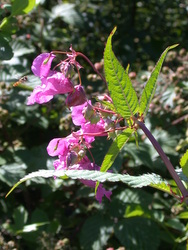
<box><xmin>104</xmin><ymin>27</ymin><xmax>139</xmax><ymax>118</ymax></box>
<box><xmin>139</xmin><ymin>44</ymin><xmax>179</xmax><ymax>117</ymax></box>
<box><xmin>100</xmin><ymin>127</ymin><xmax>135</xmax><ymax>172</ymax></box>
<box><xmin>6</xmin><ymin>169</ymin><xmax>171</xmax><ymax>198</ymax></box>
<box><xmin>180</xmin><ymin>149</ymin><xmax>188</xmax><ymax>178</ymax></box>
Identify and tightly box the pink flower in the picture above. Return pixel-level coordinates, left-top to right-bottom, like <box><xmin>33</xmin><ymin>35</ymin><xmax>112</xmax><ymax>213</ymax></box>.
<box><xmin>71</xmin><ymin>101</ymin><xmax>89</xmax><ymax>126</ymax></box>
<box><xmin>82</xmin><ymin>118</ymin><xmax>106</xmax><ymax>135</ymax></box>
<box><xmin>47</xmin><ymin>134</ymin><xmax>79</xmax><ymax>157</ymax></box>
<box><xmin>47</xmin><ymin>138</ymin><xmax>68</xmax><ymax>157</ymax></box>
<box><xmin>53</xmin><ymin>155</ymin><xmax>112</xmax><ymax>203</ymax></box>
<box><xmin>69</xmin><ymin>157</ymin><xmax>112</xmax><ymax>203</ymax></box>
<box><xmin>71</xmin><ymin>101</ymin><xmax>107</xmax><ymax>143</ymax></box>
<box><xmin>66</xmin><ymin>85</ymin><xmax>86</xmax><ymax>107</ymax></box>
<box><xmin>31</xmin><ymin>53</ymin><xmax>55</xmax><ymax>78</ymax></box>
<box><xmin>27</xmin><ymin>85</ymin><xmax>53</xmax><ymax>105</ymax></box>
<box><xmin>27</xmin><ymin>72</ymin><xmax>74</xmax><ymax>105</ymax></box>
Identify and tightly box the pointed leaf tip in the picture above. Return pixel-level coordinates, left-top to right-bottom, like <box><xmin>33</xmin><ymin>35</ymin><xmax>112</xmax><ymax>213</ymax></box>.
<box><xmin>111</xmin><ymin>26</ymin><xmax>117</xmax><ymax>35</ymax></box>
<box><xmin>168</xmin><ymin>44</ymin><xmax>179</xmax><ymax>49</ymax></box>
<box><xmin>104</xmin><ymin>27</ymin><xmax>139</xmax><ymax>118</ymax></box>
<box><xmin>139</xmin><ymin>44</ymin><xmax>179</xmax><ymax>117</ymax></box>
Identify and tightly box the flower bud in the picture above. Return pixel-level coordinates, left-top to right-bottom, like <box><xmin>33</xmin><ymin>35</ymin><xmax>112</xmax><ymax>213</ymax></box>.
<box><xmin>66</xmin><ymin>85</ymin><xmax>87</xmax><ymax>107</ymax></box>
<box><xmin>66</xmin><ymin>151</ymin><xmax>78</xmax><ymax>167</ymax></box>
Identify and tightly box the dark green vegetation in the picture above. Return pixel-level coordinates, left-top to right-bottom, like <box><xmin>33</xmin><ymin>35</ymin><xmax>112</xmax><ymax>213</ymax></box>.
<box><xmin>0</xmin><ymin>1</ymin><xmax>188</xmax><ymax>249</ymax></box>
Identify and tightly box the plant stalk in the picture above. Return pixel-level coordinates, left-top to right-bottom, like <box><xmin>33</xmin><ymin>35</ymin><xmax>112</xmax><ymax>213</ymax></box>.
<box><xmin>138</xmin><ymin>121</ymin><xmax>188</xmax><ymax>203</ymax></box>
<box><xmin>76</xmin><ymin>52</ymin><xmax>107</xmax><ymax>85</ymax></box>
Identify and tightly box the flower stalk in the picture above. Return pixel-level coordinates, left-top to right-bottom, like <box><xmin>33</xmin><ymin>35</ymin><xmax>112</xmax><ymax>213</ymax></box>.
<box><xmin>138</xmin><ymin>120</ymin><xmax>188</xmax><ymax>204</ymax></box>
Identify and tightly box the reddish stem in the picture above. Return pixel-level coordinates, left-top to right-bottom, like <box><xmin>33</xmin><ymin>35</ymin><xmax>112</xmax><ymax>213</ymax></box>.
<box><xmin>76</xmin><ymin>52</ymin><xmax>107</xmax><ymax>86</ymax></box>
<box><xmin>138</xmin><ymin>120</ymin><xmax>188</xmax><ymax>204</ymax></box>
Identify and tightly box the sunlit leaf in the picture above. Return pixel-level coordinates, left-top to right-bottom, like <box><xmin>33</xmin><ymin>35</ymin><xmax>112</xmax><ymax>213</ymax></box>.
<box><xmin>114</xmin><ymin>217</ymin><xmax>160</xmax><ymax>250</ymax></box>
<box><xmin>100</xmin><ymin>127</ymin><xmax>135</xmax><ymax>172</ymax></box>
<box><xmin>11</xmin><ymin>0</ymin><xmax>36</xmax><ymax>15</ymax></box>
<box><xmin>180</xmin><ymin>149</ymin><xmax>188</xmax><ymax>178</ymax></box>
<box><xmin>0</xmin><ymin>34</ymin><xmax>13</xmax><ymax>60</ymax></box>
<box><xmin>0</xmin><ymin>163</ymin><xmax>27</xmax><ymax>186</ymax></box>
<box><xmin>17</xmin><ymin>222</ymin><xmax>49</xmax><ymax>234</ymax></box>
<box><xmin>104</xmin><ymin>27</ymin><xmax>139</xmax><ymax>118</ymax></box>
<box><xmin>6</xmin><ymin>169</ymin><xmax>169</xmax><ymax>197</ymax></box>
<box><xmin>52</xmin><ymin>3</ymin><xmax>83</xmax><ymax>26</ymax></box>
<box><xmin>79</xmin><ymin>215</ymin><xmax>112</xmax><ymax>250</ymax></box>
<box><xmin>139</xmin><ymin>44</ymin><xmax>179</xmax><ymax>117</ymax></box>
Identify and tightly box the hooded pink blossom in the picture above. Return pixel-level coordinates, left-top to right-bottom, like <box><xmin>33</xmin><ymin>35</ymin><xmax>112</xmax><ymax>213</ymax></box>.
<box><xmin>54</xmin><ymin>156</ymin><xmax>112</xmax><ymax>203</ymax></box>
<box><xmin>71</xmin><ymin>101</ymin><xmax>107</xmax><ymax>143</ymax></box>
<box><xmin>82</xmin><ymin>119</ymin><xmax>106</xmax><ymax>136</ymax></box>
<box><xmin>71</xmin><ymin>101</ymin><xmax>89</xmax><ymax>126</ymax></box>
<box><xmin>66</xmin><ymin>85</ymin><xmax>86</xmax><ymax>107</ymax></box>
<box><xmin>69</xmin><ymin>157</ymin><xmax>112</xmax><ymax>203</ymax></box>
<box><xmin>31</xmin><ymin>53</ymin><xmax>55</xmax><ymax>78</ymax></box>
<box><xmin>27</xmin><ymin>72</ymin><xmax>74</xmax><ymax>105</ymax></box>
<box><xmin>47</xmin><ymin>134</ymin><xmax>79</xmax><ymax>157</ymax></box>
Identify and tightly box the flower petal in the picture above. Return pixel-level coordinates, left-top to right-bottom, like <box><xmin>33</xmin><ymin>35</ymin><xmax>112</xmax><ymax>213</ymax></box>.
<box><xmin>31</xmin><ymin>53</ymin><xmax>55</xmax><ymax>78</ymax></box>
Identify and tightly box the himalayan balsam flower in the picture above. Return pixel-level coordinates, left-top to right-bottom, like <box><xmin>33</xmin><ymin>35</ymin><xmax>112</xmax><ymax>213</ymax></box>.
<box><xmin>53</xmin><ymin>154</ymin><xmax>112</xmax><ymax>203</ymax></box>
<box><xmin>27</xmin><ymin>53</ymin><xmax>74</xmax><ymax>105</ymax></box>
<box><xmin>31</xmin><ymin>53</ymin><xmax>55</xmax><ymax>78</ymax></box>
<box><xmin>66</xmin><ymin>85</ymin><xmax>87</xmax><ymax>107</ymax></box>
<box><xmin>29</xmin><ymin>51</ymin><xmax>112</xmax><ymax>203</ymax></box>
<box><xmin>71</xmin><ymin>101</ymin><xmax>107</xmax><ymax>143</ymax></box>
<box><xmin>47</xmin><ymin>134</ymin><xmax>112</xmax><ymax>203</ymax></box>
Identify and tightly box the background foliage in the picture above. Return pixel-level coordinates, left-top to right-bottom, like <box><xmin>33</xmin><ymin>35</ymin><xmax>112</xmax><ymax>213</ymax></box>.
<box><xmin>0</xmin><ymin>0</ymin><xmax>188</xmax><ymax>249</ymax></box>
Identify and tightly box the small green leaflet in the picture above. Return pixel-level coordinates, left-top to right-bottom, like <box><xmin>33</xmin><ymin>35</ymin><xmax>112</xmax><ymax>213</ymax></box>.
<box><xmin>180</xmin><ymin>149</ymin><xmax>188</xmax><ymax>178</ymax></box>
<box><xmin>100</xmin><ymin>127</ymin><xmax>135</xmax><ymax>172</ymax></box>
<box><xmin>11</xmin><ymin>0</ymin><xmax>36</xmax><ymax>16</ymax></box>
<box><xmin>104</xmin><ymin>27</ymin><xmax>139</xmax><ymax>119</ymax></box>
<box><xmin>139</xmin><ymin>44</ymin><xmax>179</xmax><ymax>117</ymax></box>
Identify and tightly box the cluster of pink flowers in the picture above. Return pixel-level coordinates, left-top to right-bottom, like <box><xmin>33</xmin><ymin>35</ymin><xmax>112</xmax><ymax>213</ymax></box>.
<box><xmin>27</xmin><ymin>50</ymin><xmax>114</xmax><ymax>203</ymax></box>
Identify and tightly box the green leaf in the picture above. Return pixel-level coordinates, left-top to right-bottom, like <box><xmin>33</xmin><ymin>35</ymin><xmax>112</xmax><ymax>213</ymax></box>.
<box><xmin>11</xmin><ymin>40</ymin><xmax>35</xmax><ymax>57</ymax></box>
<box><xmin>139</xmin><ymin>44</ymin><xmax>179</xmax><ymax>117</ymax></box>
<box><xmin>52</xmin><ymin>3</ymin><xmax>84</xmax><ymax>27</ymax></box>
<box><xmin>0</xmin><ymin>34</ymin><xmax>13</xmax><ymax>60</ymax></box>
<box><xmin>177</xmin><ymin>211</ymin><xmax>188</xmax><ymax>219</ymax></box>
<box><xmin>114</xmin><ymin>217</ymin><xmax>160</xmax><ymax>250</ymax></box>
<box><xmin>104</xmin><ymin>27</ymin><xmax>139</xmax><ymax>118</ymax></box>
<box><xmin>100</xmin><ymin>127</ymin><xmax>135</xmax><ymax>172</ymax></box>
<box><xmin>180</xmin><ymin>149</ymin><xmax>188</xmax><ymax>178</ymax></box>
<box><xmin>150</xmin><ymin>182</ymin><xmax>179</xmax><ymax>196</ymax></box>
<box><xmin>16</xmin><ymin>222</ymin><xmax>49</xmax><ymax>234</ymax></box>
<box><xmin>124</xmin><ymin>204</ymin><xmax>151</xmax><ymax>218</ymax></box>
<box><xmin>165</xmin><ymin>218</ymin><xmax>186</xmax><ymax>232</ymax></box>
<box><xmin>13</xmin><ymin>206</ymin><xmax>28</xmax><ymax>230</ymax></box>
<box><xmin>6</xmin><ymin>169</ymin><xmax>169</xmax><ymax>197</ymax></box>
<box><xmin>0</xmin><ymin>163</ymin><xmax>27</xmax><ymax>186</ymax></box>
<box><xmin>11</xmin><ymin>0</ymin><xmax>36</xmax><ymax>16</ymax></box>
<box><xmin>0</xmin><ymin>16</ymin><xmax>18</xmax><ymax>34</ymax></box>
<box><xmin>79</xmin><ymin>215</ymin><xmax>113</xmax><ymax>250</ymax></box>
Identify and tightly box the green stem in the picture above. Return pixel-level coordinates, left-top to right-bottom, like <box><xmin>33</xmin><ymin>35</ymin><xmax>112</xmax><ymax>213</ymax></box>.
<box><xmin>138</xmin><ymin>121</ymin><xmax>188</xmax><ymax>204</ymax></box>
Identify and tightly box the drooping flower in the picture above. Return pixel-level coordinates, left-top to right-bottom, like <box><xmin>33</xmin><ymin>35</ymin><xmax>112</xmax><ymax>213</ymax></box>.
<box><xmin>71</xmin><ymin>101</ymin><xmax>107</xmax><ymax>143</ymax></box>
<box><xmin>69</xmin><ymin>156</ymin><xmax>112</xmax><ymax>203</ymax></box>
<box><xmin>47</xmin><ymin>134</ymin><xmax>79</xmax><ymax>157</ymax></box>
<box><xmin>31</xmin><ymin>53</ymin><xmax>55</xmax><ymax>78</ymax></box>
<box><xmin>53</xmin><ymin>155</ymin><xmax>112</xmax><ymax>203</ymax></box>
<box><xmin>27</xmin><ymin>72</ymin><xmax>74</xmax><ymax>105</ymax></box>
<box><xmin>66</xmin><ymin>85</ymin><xmax>87</xmax><ymax>107</ymax></box>
<box><xmin>71</xmin><ymin>101</ymin><xmax>89</xmax><ymax>126</ymax></box>
<box><xmin>81</xmin><ymin>119</ymin><xmax>107</xmax><ymax>143</ymax></box>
